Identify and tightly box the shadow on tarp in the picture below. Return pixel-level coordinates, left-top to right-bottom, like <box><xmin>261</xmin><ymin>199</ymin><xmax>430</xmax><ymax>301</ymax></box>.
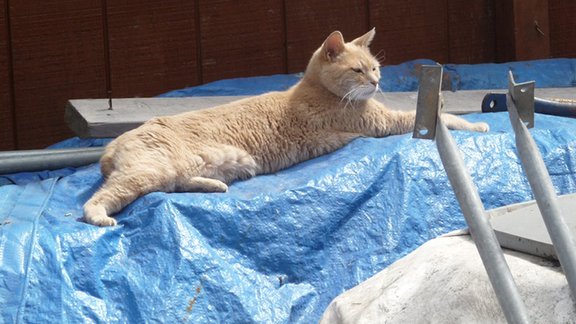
<box><xmin>1</xmin><ymin>59</ymin><xmax>576</xmax><ymax>323</ymax></box>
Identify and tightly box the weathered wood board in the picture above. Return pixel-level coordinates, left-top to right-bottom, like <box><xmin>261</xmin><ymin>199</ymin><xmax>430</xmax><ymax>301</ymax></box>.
<box><xmin>66</xmin><ymin>88</ymin><xmax>576</xmax><ymax>138</ymax></box>
<box><xmin>66</xmin><ymin>96</ymin><xmax>249</xmax><ymax>138</ymax></box>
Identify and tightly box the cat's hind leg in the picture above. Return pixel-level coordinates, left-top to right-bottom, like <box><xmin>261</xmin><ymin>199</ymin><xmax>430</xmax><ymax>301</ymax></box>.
<box><xmin>199</xmin><ymin>145</ymin><xmax>258</xmax><ymax>183</ymax></box>
<box><xmin>83</xmin><ymin>170</ymin><xmax>172</xmax><ymax>226</ymax></box>
<box><xmin>176</xmin><ymin>176</ymin><xmax>228</xmax><ymax>192</ymax></box>
<box><xmin>84</xmin><ymin>169</ymin><xmax>229</xmax><ymax>226</ymax></box>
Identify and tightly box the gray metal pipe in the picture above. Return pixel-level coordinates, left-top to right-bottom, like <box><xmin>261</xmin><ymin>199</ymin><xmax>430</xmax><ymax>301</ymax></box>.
<box><xmin>507</xmin><ymin>73</ymin><xmax>576</xmax><ymax>302</ymax></box>
<box><xmin>482</xmin><ymin>93</ymin><xmax>576</xmax><ymax>118</ymax></box>
<box><xmin>435</xmin><ymin>118</ymin><xmax>530</xmax><ymax>324</ymax></box>
<box><xmin>0</xmin><ymin>147</ymin><xmax>104</xmax><ymax>174</ymax></box>
<box><xmin>413</xmin><ymin>65</ymin><xmax>529</xmax><ymax>324</ymax></box>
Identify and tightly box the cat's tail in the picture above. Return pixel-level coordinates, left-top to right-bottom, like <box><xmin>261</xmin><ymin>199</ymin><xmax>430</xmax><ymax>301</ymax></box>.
<box><xmin>99</xmin><ymin>141</ymin><xmax>118</xmax><ymax>178</ymax></box>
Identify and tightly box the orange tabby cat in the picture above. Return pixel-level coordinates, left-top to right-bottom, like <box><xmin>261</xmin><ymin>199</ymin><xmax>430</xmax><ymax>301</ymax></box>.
<box><xmin>84</xmin><ymin>29</ymin><xmax>488</xmax><ymax>226</ymax></box>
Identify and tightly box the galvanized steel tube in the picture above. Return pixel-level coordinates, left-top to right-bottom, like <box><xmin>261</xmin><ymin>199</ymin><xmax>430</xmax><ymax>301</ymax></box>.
<box><xmin>507</xmin><ymin>102</ymin><xmax>576</xmax><ymax>301</ymax></box>
<box><xmin>0</xmin><ymin>147</ymin><xmax>104</xmax><ymax>174</ymax></box>
<box><xmin>435</xmin><ymin>119</ymin><xmax>530</xmax><ymax>324</ymax></box>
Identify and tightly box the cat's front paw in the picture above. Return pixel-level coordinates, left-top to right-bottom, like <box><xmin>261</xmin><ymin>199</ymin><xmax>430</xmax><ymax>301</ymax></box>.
<box><xmin>472</xmin><ymin>122</ymin><xmax>489</xmax><ymax>133</ymax></box>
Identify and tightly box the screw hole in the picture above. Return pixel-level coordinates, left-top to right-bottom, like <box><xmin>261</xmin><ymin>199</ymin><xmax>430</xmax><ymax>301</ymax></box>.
<box><xmin>489</xmin><ymin>100</ymin><xmax>496</xmax><ymax>109</ymax></box>
<box><xmin>418</xmin><ymin>127</ymin><xmax>429</xmax><ymax>136</ymax></box>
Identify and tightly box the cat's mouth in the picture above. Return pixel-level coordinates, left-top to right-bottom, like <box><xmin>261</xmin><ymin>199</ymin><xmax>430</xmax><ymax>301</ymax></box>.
<box><xmin>341</xmin><ymin>84</ymin><xmax>379</xmax><ymax>104</ymax></box>
<box><xmin>355</xmin><ymin>84</ymin><xmax>379</xmax><ymax>100</ymax></box>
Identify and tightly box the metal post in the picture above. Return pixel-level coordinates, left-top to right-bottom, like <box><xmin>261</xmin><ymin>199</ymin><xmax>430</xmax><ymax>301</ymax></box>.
<box><xmin>506</xmin><ymin>71</ymin><xmax>576</xmax><ymax>301</ymax></box>
<box><xmin>414</xmin><ymin>65</ymin><xmax>530</xmax><ymax>324</ymax></box>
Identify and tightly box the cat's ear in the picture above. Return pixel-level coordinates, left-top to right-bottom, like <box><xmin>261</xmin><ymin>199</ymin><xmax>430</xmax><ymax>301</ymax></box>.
<box><xmin>352</xmin><ymin>28</ymin><xmax>376</xmax><ymax>47</ymax></box>
<box><xmin>323</xmin><ymin>31</ymin><xmax>345</xmax><ymax>61</ymax></box>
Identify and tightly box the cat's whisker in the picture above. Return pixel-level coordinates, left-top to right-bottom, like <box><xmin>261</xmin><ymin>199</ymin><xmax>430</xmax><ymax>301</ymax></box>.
<box><xmin>374</xmin><ymin>50</ymin><xmax>386</xmax><ymax>64</ymax></box>
<box><xmin>345</xmin><ymin>95</ymin><xmax>356</xmax><ymax>110</ymax></box>
<box><xmin>352</xmin><ymin>85</ymin><xmax>373</xmax><ymax>102</ymax></box>
<box><xmin>346</xmin><ymin>96</ymin><xmax>356</xmax><ymax>110</ymax></box>
<box><xmin>341</xmin><ymin>95</ymin><xmax>352</xmax><ymax>110</ymax></box>
<box><xmin>340</xmin><ymin>88</ymin><xmax>357</xmax><ymax>104</ymax></box>
<box><xmin>341</xmin><ymin>86</ymin><xmax>362</xmax><ymax>109</ymax></box>
<box><xmin>346</xmin><ymin>85</ymin><xmax>363</xmax><ymax>97</ymax></box>
<box><xmin>344</xmin><ymin>93</ymin><xmax>354</xmax><ymax>110</ymax></box>
<box><xmin>377</xmin><ymin>86</ymin><xmax>387</xmax><ymax>98</ymax></box>
<box><xmin>345</xmin><ymin>86</ymin><xmax>364</xmax><ymax>109</ymax></box>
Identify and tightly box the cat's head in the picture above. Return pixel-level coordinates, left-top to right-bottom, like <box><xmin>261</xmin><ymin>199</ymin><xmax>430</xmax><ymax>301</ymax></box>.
<box><xmin>306</xmin><ymin>29</ymin><xmax>381</xmax><ymax>101</ymax></box>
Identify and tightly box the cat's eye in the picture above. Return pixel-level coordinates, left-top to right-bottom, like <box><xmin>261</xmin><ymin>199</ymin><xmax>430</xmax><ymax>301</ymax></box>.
<box><xmin>372</xmin><ymin>67</ymin><xmax>377</xmax><ymax>72</ymax></box>
<box><xmin>352</xmin><ymin>68</ymin><xmax>363</xmax><ymax>74</ymax></box>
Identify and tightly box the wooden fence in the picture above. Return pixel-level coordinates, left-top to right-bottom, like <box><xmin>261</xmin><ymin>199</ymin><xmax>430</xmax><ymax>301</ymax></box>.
<box><xmin>1</xmin><ymin>0</ymin><xmax>575</xmax><ymax>149</ymax></box>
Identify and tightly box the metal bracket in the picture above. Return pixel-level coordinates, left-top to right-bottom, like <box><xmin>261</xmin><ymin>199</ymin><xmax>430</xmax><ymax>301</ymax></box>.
<box><xmin>413</xmin><ymin>65</ymin><xmax>443</xmax><ymax>140</ymax></box>
<box><xmin>507</xmin><ymin>71</ymin><xmax>535</xmax><ymax>128</ymax></box>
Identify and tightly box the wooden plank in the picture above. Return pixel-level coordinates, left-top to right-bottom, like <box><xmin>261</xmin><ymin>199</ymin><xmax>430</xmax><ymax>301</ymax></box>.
<box><xmin>0</xmin><ymin>0</ymin><xmax>15</xmax><ymax>150</ymax></box>
<box><xmin>65</xmin><ymin>96</ymin><xmax>248</xmax><ymax>138</ymax></box>
<box><xmin>198</xmin><ymin>0</ymin><xmax>285</xmax><ymax>83</ymax></box>
<box><xmin>107</xmin><ymin>1</ymin><xmax>199</xmax><ymax>97</ymax></box>
<box><xmin>369</xmin><ymin>0</ymin><xmax>449</xmax><ymax>65</ymax></box>
<box><xmin>447</xmin><ymin>0</ymin><xmax>495</xmax><ymax>64</ymax></box>
<box><xmin>495</xmin><ymin>0</ymin><xmax>550</xmax><ymax>62</ymax></box>
<box><xmin>380</xmin><ymin>87</ymin><xmax>576</xmax><ymax>115</ymax></box>
<box><xmin>10</xmin><ymin>0</ymin><xmax>107</xmax><ymax>149</ymax></box>
<box><xmin>284</xmin><ymin>0</ymin><xmax>369</xmax><ymax>73</ymax></box>
<box><xmin>549</xmin><ymin>0</ymin><xmax>576</xmax><ymax>58</ymax></box>
<box><xmin>66</xmin><ymin>88</ymin><xmax>576</xmax><ymax>138</ymax></box>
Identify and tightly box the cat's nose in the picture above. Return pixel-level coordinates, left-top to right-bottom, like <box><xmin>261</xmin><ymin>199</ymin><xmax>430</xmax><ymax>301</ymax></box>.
<box><xmin>370</xmin><ymin>80</ymin><xmax>378</xmax><ymax>86</ymax></box>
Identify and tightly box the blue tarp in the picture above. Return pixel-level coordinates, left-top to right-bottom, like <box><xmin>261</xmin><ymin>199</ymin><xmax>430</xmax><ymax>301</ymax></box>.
<box><xmin>1</xmin><ymin>59</ymin><xmax>576</xmax><ymax>323</ymax></box>
<box><xmin>160</xmin><ymin>58</ymin><xmax>576</xmax><ymax>96</ymax></box>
